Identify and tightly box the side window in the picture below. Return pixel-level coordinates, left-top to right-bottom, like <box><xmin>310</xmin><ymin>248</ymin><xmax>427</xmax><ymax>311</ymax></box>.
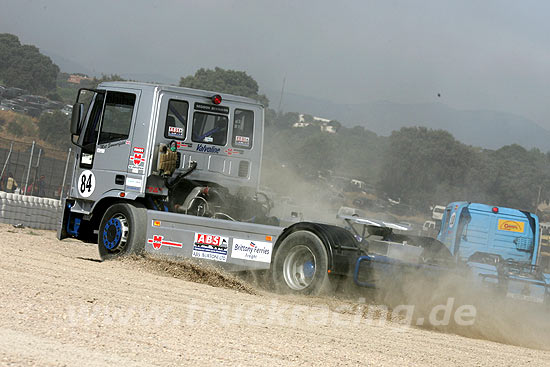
<box><xmin>82</xmin><ymin>93</ymin><xmax>104</xmax><ymax>146</ymax></box>
<box><xmin>192</xmin><ymin>112</ymin><xmax>228</xmax><ymax>146</ymax></box>
<box><xmin>164</xmin><ymin>99</ymin><xmax>188</xmax><ymax>140</ymax></box>
<box><xmin>232</xmin><ymin>109</ymin><xmax>254</xmax><ymax>149</ymax></box>
<box><xmin>98</xmin><ymin>92</ymin><xmax>136</xmax><ymax>145</ymax></box>
<box><xmin>443</xmin><ymin>209</ymin><xmax>452</xmax><ymax>229</ymax></box>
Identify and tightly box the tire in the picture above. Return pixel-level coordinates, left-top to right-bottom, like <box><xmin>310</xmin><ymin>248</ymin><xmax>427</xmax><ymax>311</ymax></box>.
<box><xmin>272</xmin><ymin>230</ymin><xmax>331</xmax><ymax>295</ymax></box>
<box><xmin>98</xmin><ymin>202</ymin><xmax>146</xmax><ymax>261</ymax></box>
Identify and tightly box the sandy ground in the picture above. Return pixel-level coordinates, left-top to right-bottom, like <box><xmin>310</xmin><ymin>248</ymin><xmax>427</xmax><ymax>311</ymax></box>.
<box><xmin>1</xmin><ymin>223</ymin><xmax>549</xmax><ymax>366</ymax></box>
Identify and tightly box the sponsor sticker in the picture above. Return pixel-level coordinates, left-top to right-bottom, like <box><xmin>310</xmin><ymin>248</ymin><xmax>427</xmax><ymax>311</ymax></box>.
<box><xmin>126</xmin><ymin>177</ymin><xmax>142</xmax><ymax>190</ymax></box>
<box><xmin>148</xmin><ymin>235</ymin><xmax>182</xmax><ymax>250</ymax></box>
<box><xmin>168</xmin><ymin>126</ymin><xmax>184</xmax><ymax>137</ymax></box>
<box><xmin>449</xmin><ymin>212</ymin><xmax>456</xmax><ymax>228</ymax></box>
<box><xmin>147</xmin><ymin>186</ymin><xmax>161</xmax><ymax>194</ymax></box>
<box><xmin>498</xmin><ymin>219</ymin><xmax>525</xmax><ymax>233</ymax></box>
<box><xmin>176</xmin><ymin>142</ymin><xmax>193</xmax><ymax>149</ymax></box>
<box><xmin>129</xmin><ymin>147</ymin><xmax>146</xmax><ymax>172</ymax></box>
<box><xmin>128</xmin><ymin>164</ymin><xmax>144</xmax><ymax>173</ymax></box>
<box><xmin>194</xmin><ymin>102</ymin><xmax>230</xmax><ymax>114</ymax></box>
<box><xmin>232</xmin><ymin>239</ymin><xmax>273</xmax><ymax>263</ymax></box>
<box><xmin>192</xmin><ymin>232</ymin><xmax>229</xmax><ymax>262</ymax></box>
<box><xmin>224</xmin><ymin>148</ymin><xmax>241</xmax><ymax>156</ymax></box>
<box><xmin>130</xmin><ymin>152</ymin><xmax>144</xmax><ymax>165</ymax></box>
<box><xmin>235</xmin><ymin>135</ymin><xmax>250</xmax><ymax>146</ymax></box>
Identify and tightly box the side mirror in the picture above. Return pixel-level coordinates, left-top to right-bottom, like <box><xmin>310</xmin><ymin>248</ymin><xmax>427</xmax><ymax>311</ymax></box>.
<box><xmin>70</xmin><ymin>103</ymin><xmax>84</xmax><ymax>135</ymax></box>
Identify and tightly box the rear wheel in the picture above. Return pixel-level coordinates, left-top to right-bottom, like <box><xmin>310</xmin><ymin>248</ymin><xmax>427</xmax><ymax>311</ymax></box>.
<box><xmin>272</xmin><ymin>230</ymin><xmax>331</xmax><ymax>295</ymax></box>
<box><xmin>98</xmin><ymin>202</ymin><xmax>146</xmax><ymax>261</ymax></box>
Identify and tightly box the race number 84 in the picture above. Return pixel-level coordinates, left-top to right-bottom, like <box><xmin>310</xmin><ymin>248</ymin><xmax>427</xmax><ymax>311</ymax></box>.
<box><xmin>78</xmin><ymin>170</ymin><xmax>96</xmax><ymax>198</ymax></box>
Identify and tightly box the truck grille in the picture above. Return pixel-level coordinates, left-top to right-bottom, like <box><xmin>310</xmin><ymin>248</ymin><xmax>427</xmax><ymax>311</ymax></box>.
<box><xmin>238</xmin><ymin>161</ymin><xmax>249</xmax><ymax>178</ymax></box>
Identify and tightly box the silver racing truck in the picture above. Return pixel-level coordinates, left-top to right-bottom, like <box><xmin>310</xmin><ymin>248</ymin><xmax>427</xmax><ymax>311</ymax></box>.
<box><xmin>58</xmin><ymin>81</ymin><xmax>358</xmax><ymax>295</ymax></box>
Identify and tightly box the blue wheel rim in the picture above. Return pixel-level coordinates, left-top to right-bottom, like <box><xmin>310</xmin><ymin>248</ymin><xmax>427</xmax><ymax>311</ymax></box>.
<box><xmin>103</xmin><ymin>217</ymin><xmax>123</xmax><ymax>250</ymax></box>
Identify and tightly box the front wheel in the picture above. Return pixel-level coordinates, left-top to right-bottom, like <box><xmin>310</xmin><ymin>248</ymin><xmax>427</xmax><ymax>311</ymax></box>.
<box><xmin>272</xmin><ymin>230</ymin><xmax>331</xmax><ymax>295</ymax></box>
<box><xmin>98</xmin><ymin>202</ymin><xmax>146</xmax><ymax>261</ymax></box>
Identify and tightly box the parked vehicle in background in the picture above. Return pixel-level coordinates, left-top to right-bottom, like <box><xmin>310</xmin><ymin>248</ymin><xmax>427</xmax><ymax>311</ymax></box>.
<box><xmin>60</xmin><ymin>104</ymin><xmax>73</xmax><ymax>116</ymax></box>
<box><xmin>422</xmin><ymin>220</ymin><xmax>438</xmax><ymax>237</ymax></box>
<box><xmin>2</xmin><ymin>87</ymin><xmax>28</xmax><ymax>99</ymax></box>
<box><xmin>432</xmin><ymin>205</ymin><xmax>446</xmax><ymax>221</ymax></box>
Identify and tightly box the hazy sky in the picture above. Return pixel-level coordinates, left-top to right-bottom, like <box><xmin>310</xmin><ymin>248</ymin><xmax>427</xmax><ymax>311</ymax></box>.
<box><xmin>2</xmin><ymin>0</ymin><xmax>550</xmax><ymax>127</ymax></box>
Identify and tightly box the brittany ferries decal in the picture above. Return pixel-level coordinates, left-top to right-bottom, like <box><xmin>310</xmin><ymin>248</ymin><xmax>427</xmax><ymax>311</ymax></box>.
<box><xmin>232</xmin><ymin>239</ymin><xmax>273</xmax><ymax>263</ymax></box>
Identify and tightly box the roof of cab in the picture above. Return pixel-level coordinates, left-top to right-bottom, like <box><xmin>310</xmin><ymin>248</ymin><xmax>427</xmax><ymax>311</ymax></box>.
<box><xmin>97</xmin><ymin>81</ymin><xmax>264</xmax><ymax>107</ymax></box>
<box><xmin>446</xmin><ymin>201</ymin><xmax>537</xmax><ymax>220</ymax></box>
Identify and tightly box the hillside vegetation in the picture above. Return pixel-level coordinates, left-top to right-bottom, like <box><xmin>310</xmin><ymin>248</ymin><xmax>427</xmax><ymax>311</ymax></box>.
<box><xmin>1</xmin><ymin>33</ymin><xmax>550</xmax><ymax>216</ymax></box>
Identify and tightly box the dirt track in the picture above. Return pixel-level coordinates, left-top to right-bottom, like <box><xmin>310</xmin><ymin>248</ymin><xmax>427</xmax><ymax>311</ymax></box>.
<box><xmin>1</xmin><ymin>224</ymin><xmax>549</xmax><ymax>366</ymax></box>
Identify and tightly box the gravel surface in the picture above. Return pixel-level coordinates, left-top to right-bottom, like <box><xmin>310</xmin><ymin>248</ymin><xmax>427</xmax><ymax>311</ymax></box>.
<box><xmin>1</xmin><ymin>223</ymin><xmax>549</xmax><ymax>366</ymax></box>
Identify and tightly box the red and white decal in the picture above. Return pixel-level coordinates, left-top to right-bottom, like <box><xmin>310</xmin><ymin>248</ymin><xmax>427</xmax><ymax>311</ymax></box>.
<box><xmin>176</xmin><ymin>142</ymin><xmax>193</xmax><ymax>149</ymax></box>
<box><xmin>130</xmin><ymin>147</ymin><xmax>145</xmax><ymax>166</ymax></box>
<box><xmin>235</xmin><ymin>135</ymin><xmax>250</xmax><ymax>144</ymax></box>
<box><xmin>148</xmin><ymin>235</ymin><xmax>182</xmax><ymax>250</ymax></box>
<box><xmin>130</xmin><ymin>153</ymin><xmax>143</xmax><ymax>166</ymax></box>
<box><xmin>224</xmin><ymin>148</ymin><xmax>240</xmax><ymax>156</ymax></box>
<box><xmin>168</xmin><ymin>126</ymin><xmax>184</xmax><ymax>136</ymax></box>
<box><xmin>128</xmin><ymin>148</ymin><xmax>145</xmax><ymax>172</ymax></box>
<box><xmin>195</xmin><ymin>233</ymin><xmax>225</xmax><ymax>247</ymax></box>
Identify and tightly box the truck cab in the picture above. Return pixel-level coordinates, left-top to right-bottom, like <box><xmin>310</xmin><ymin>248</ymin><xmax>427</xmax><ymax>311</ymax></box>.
<box><xmin>71</xmin><ymin>82</ymin><xmax>263</xmax><ymax>202</ymax></box>
<box><xmin>437</xmin><ymin>202</ymin><xmax>540</xmax><ymax>265</ymax></box>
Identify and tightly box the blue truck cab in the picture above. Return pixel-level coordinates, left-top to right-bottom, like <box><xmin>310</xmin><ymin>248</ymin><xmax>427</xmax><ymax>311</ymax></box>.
<box><xmin>438</xmin><ymin>202</ymin><xmax>549</xmax><ymax>304</ymax></box>
<box><xmin>437</xmin><ymin>202</ymin><xmax>539</xmax><ymax>265</ymax></box>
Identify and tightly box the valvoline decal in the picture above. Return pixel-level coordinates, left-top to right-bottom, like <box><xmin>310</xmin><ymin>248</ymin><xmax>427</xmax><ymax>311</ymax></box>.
<box><xmin>196</xmin><ymin>144</ymin><xmax>220</xmax><ymax>154</ymax></box>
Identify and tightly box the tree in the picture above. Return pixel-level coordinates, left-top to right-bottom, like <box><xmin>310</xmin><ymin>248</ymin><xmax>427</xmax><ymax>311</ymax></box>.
<box><xmin>179</xmin><ymin>67</ymin><xmax>269</xmax><ymax>107</ymax></box>
<box><xmin>0</xmin><ymin>34</ymin><xmax>59</xmax><ymax>94</ymax></box>
<box><xmin>38</xmin><ymin>111</ymin><xmax>70</xmax><ymax>147</ymax></box>
<box><xmin>87</xmin><ymin>74</ymin><xmax>127</xmax><ymax>89</ymax></box>
<box><xmin>377</xmin><ymin>127</ymin><xmax>476</xmax><ymax>210</ymax></box>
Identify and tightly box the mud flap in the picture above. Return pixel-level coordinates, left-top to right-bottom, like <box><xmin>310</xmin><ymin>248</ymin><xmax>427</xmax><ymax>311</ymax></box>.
<box><xmin>56</xmin><ymin>198</ymin><xmax>70</xmax><ymax>240</ymax></box>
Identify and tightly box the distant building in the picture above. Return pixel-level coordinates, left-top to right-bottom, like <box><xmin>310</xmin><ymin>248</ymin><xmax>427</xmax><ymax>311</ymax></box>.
<box><xmin>67</xmin><ymin>74</ymin><xmax>92</xmax><ymax>84</ymax></box>
<box><xmin>292</xmin><ymin>121</ymin><xmax>311</xmax><ymax>128</ymax></box>
<box><xmin>321</xmin><ymin>122</ymin><xmax>338</xmax><ymax>133</ymax></box>
<box><xmin>293</xmin><ymin>113</ymin><xmax>338</xmax><ymax>133</ymax></box>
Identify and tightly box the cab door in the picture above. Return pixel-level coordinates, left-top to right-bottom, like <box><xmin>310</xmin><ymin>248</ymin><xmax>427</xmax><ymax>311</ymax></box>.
<box><xmin>73</xmin><ymin>89</ymin><xmax>140</xmax><ymax>202</ymax></box>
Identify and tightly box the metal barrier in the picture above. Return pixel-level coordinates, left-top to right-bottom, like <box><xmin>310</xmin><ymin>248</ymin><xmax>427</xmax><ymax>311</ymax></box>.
<box><xmin>0</xmin><ymin>136</ymin><xmax>74</xmax><ymax>200</ymax></box>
